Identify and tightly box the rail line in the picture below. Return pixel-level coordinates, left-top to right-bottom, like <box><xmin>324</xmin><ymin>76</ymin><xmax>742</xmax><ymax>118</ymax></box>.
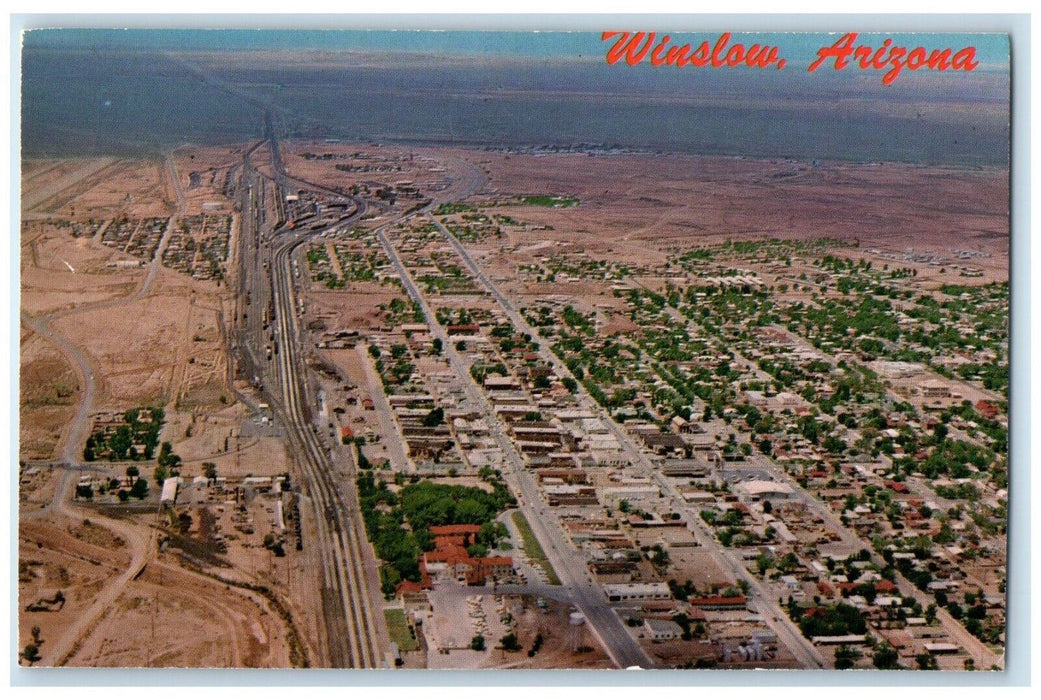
<box><xmin>237</xmin><ymin>120</ymin><xmax>384</xmax><ymax>668</ymax></box>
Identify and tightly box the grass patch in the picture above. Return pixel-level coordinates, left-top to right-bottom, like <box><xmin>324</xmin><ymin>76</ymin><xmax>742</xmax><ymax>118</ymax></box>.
<box><xmin>518</xmin><ymin>194</ymin><xmax>578</xmax><ymax>208</ymax></box>
<box><xmin>384</xmin><ymin>608</ymin><xmax>419</xmax><ymax>652</ymax></box>
<box><xmin>511</xmin><ymin>511</ymin><xmax>562</xmax><ymax>586</ymax></box>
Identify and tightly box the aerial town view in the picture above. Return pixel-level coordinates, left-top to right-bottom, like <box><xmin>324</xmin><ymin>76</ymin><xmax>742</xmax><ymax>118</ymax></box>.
<box><xmin>17</xmin><ymin>29</ymin><xmax>1010</xmax><ymax>671</ymax></box>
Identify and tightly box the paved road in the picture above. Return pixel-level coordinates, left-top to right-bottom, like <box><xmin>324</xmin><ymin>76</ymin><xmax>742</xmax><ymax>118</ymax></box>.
<box><xmin>374</xmin><ymin>225</ymin><xmax>654</xmax><ymax>669</ymax></box>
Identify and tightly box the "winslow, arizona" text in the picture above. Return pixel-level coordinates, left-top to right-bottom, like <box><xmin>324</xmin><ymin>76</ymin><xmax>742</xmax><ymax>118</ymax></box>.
<box><xmin>602</xmin><ymin>31</ymin><xmax>980</xmax><ymax>85</ymax></box>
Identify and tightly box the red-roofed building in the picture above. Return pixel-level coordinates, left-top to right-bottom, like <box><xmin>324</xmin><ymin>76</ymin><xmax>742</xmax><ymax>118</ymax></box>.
<box><xmin>430</xmin><ymin>524</ymin><xmax>482</xmax><ymax>548</ymax></box>
<box><xmin>875</xmin><ymin>579</ymin><xmax>898</xmax><ymax>594</ymax></box>
<box><xmin>429</xmin><ymin>524</ymin><xmax>482</xmax><ymax>537</ymax></box>
<box><xmin>420</xmin><ymin>541</ymin><xmax>513</xmax><ymax>587</ymax></box>
<box><xmin>885</xmin><ymin>480</ymin><xmax>909</xmax><ymax>494</ymax></box>
<box><xmin>976</xmin><ymin>400</ymin><xmax>999</xmax><ymax>419</ymax></box>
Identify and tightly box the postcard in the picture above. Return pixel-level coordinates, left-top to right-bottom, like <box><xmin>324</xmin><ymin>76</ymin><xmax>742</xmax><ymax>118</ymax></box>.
<box><xmin>16</xmin><ymin>23</ymin><xmax>1010</xmax><ymax>673</ymax></box>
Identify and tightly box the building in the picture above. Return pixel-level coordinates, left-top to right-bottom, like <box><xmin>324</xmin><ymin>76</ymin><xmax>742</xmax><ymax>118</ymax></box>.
<box><xmin>603</xmin><ymin>582</ymin><xmax>672</xmax><ymax>602</ymax></box>
<box><xmin>644</xmin><ymin>618</ymin><xmax>684</xmax><ymax>641</ymax></box>
<box><xmin>160</xmin><ymin>477</ymin><xmax>181</xmax><ymax>505</ymax></box>
<box><xmin>920</xmin><ymin>381</ymin><xmax>952</xmax><ymax>399</ymax></box>
<box><xmin>688</xmin><ymin>595</ymin><xmax>748</xmax><ymax>611</ymax></box>
<box><xmin>734</xmin><ymin>479</ymin><xmax>795</xmax><ymax>502</ymax></box>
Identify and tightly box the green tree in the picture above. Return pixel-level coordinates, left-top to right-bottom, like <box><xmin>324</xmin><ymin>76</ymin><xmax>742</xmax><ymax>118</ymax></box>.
<box><xmin>915</xmin><ymin>652</ymin><xmax>939</xmax><ymax>670</ymax></box>
<box><xmin>422</xmin><ymin>407</ymin><xmax>445</xmax><ymax>427</ymax></box>
<box><xmin>834</xmin><ymin>645</ymin><xmax>862</xmax><ymax>670</ymax></box>
<box><xmin>130</xmin><ymin>478</ymin><xmax>149</xmax><ymax>500</ymax></box>
<box><xmin>21</xmin><ymin>644</ymin><xmax>41</xmax><ymax>666</ymax></box>
<box><xmin>470</xmin><ymin>635</ymin><xmax>486</xmax><ymax>651</ymax></box>
<box><xmin>872</xmin><ymin>643</ymin><xmax>900</xmax><ymax>670</ymax></box>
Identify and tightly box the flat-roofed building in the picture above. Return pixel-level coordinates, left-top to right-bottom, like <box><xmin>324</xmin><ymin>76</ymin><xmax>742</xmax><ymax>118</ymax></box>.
<box><xmin>603</xmin><ymin>582</ymin><xmax>672</xmax><ymax>602</ymax></box>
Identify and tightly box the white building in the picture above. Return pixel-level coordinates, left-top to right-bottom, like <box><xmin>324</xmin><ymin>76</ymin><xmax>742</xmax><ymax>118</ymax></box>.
<box><xmin>603</xmin><ymin>582</ymin><xmax>671</xmax><ymax>602</ymax></box>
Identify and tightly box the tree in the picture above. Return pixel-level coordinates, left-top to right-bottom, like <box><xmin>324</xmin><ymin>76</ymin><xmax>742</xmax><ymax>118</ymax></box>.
<box><xmin>203</xmin><ymin>462</ymin><xmax>218</xmax><ymax>482</ymax></box>
<box><xmin>915</xmin><ymin>652</ymin><xmax>938</xmax><ymax>670</ymax></box>
<box><xmin>422</xmin><ymin>407</ymin><xmax>445</xmax><ymax>427</ymax></box>
<box><xmin>21</xmin><ymin>644</ymin><xmax>41</xmax><ymax>666</ymax></box>
<box><xmin>872</xmin><ymin>643</ymin><xmax>900</xmax><ymax>670</ymax></box>
<box><xmin>834</xmin><ymin>645</ymin><xmax>862</xmax><ymax>670</ymax></box>
<box><xmin>431</xmin><ymin>338</ymin><xmax>443</xmax><ymax>355</ymax></box>
<box><xmin>500</xmin><ymin>633</ymin><xmax>521</xmax><ymax>652</ymax></box>
<box><xmin>126</xmin><ymin>465</ymin><xmax>139</xmax><ymax>483</ymax></box>
<box><xmin>470</xmin><ymin>635</ymin><xmax>486</xmax><ymax>651</ymax></box>
<box><xmin>130</xmin><ymin>478</ymin><xmax>149</xmax><ymax>499</ymax></box>
<box><xmin>925</xmin><ymin>603</ymin><xmax>938</xmax><ymax>624</ymax></box>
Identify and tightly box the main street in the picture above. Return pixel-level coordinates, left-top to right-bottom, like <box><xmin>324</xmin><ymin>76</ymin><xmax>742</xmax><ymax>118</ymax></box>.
<box><xmin>374</xmin><ymin>225</ymin><xmax>654</xmax><ymax>670</ymax></box>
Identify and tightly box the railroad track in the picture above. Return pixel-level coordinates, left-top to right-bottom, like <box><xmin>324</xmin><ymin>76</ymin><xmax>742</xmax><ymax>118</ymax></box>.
<box><xmin>238</xmin><ymin>123</ymin><xmax>383</xmax><ymax>668</ymax></box>
<box><xmin>267</xmin><ymin>229</ymin><xmax>384</xmax><ymax>668</ymax></box>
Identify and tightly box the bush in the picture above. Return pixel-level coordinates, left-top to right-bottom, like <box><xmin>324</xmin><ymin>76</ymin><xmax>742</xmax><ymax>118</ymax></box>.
<box><xmin>500</xmin><ymin>633</ymin><xmax>522</xmax><ymax>652</ymax></box>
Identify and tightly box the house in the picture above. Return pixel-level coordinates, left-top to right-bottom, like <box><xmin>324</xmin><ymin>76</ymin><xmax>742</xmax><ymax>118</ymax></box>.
<box><xmin>975</xmin><ymin>400</ymin><xmax>1000</xmax><ymax>419</ymax></box>
<box><xmin>920</xmin><ymin>381</ymin><xmax>952</xmax><ymax>399</ymax></box>
<box><xmin>644</xmin><ymin>618</ymin><xmax>684</xmax><ymax>641</ymax></box>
